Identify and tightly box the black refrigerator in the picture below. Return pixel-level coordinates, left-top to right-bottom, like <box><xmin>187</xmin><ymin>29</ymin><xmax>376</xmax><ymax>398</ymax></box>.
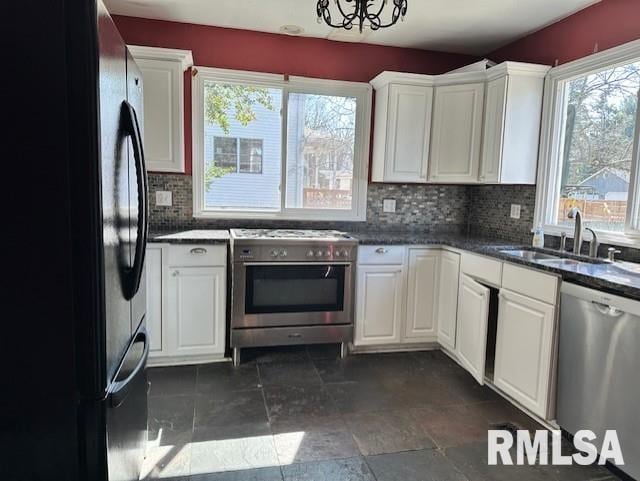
<box><xmin>2</xmin><ymin>1</ymin><xmax>149</xmax><ymax>480</ymax></box>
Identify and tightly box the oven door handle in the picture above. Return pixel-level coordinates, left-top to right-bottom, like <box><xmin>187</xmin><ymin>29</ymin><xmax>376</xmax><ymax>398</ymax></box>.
<box><xmin>241</xmin><ymin>262</ymin><xmax>353</xmax><ymax>267</ymax></box>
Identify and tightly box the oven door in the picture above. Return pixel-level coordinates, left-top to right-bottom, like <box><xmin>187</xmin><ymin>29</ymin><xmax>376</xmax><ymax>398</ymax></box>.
<box><xmin>233</xmin><ymin>262</ymin><xmax>353</xmax><ymax>328</ymax></box>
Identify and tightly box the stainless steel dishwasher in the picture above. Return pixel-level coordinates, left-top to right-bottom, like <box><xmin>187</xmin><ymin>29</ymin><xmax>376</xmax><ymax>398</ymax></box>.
<box><xmin>558</xmin><ymin>282</ymin><xmax>640</xmax><ymax>479</ymax></box>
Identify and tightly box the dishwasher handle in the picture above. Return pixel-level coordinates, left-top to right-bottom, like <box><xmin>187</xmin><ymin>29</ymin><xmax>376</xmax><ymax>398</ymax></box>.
<box><xmin>591</xmin><ymin>301</ymin><xmax>624</xmax><ymax>317</ymax></box>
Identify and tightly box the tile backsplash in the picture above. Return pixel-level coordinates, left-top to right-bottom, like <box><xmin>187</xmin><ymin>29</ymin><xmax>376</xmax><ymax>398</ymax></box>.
<box><xmin>149</xmin><ymin>173</ymin><xmax>469</xmax><ymax>233</ymax></box>
<box><xmin>147</xmin><ymin>173</ymin><xmax>640</xmax><ymax>260</ymax></box>
<box><xmin>466</xmin><ymin>184</ymin><xmax>537</xmax><ymax>244</ymax></box>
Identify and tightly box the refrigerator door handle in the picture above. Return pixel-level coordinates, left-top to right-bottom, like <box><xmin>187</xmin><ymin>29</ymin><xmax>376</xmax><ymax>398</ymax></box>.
<box><xmin>122</xmin><ymin>100</ymin><xmax>148</xmax><ymax>300</ymax></box>
<box><xmin>109</xmin><ymin>327</ymin><xmax>149</xmax><ymax>408</ymax></box>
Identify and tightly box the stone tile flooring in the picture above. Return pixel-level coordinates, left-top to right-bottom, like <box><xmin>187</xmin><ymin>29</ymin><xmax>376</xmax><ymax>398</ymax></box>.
<box><xmin>141</xmin><ymin>346</ymin><xmax>621</xmax><ymax>481</ymax></box>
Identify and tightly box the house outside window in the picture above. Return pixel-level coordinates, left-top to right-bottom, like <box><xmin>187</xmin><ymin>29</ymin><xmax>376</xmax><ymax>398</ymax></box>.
<box><xmin>534</xmin><ymin>40</ymin><xmax>640</xmax><ymax>245</ymax></box>
<box><xmin>192</xmin><ymin>68</ymin><xmax>371</xmax><ymax>220</ymax></box>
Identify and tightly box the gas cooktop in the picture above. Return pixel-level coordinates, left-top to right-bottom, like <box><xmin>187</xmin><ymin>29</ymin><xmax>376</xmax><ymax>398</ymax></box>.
<box><xmin>230</xmin><ymin>229</ymin><xmax>356</xmax><ymax>242</ymax></box>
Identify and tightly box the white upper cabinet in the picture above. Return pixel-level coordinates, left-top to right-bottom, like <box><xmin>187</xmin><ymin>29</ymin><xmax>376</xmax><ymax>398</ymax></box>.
<box><xmin>371</xmin><ymin>73</ymin><xmax>434</xmax><ymax>183</ymax></box>
<box><xmin>128</xmin><ymin>46</ymin><xmax>193</xmax><ymax>173</ymax></box>
<box><xmin>480</xmin><ymin>63</ymin><xmax>550</xmax><ymax>184</ymax></box>
<box><xmin>404</xmin><ymin>249</ymin><xmax>440</xmax><ymax>342</ymax></box>
<box><xmin>370</xmin><ymin>62</ymin><xmax>549</xmax><ymax>185</ymax></box>
<box><xmin>428</xmin><ymin>81</ymin><xmax>485</xmax><ymax>183</ymax></box>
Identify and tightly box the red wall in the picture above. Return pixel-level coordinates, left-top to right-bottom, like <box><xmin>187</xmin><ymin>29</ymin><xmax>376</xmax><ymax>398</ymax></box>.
<box><xmin>489</xmin><ymin>0</ymin><xmax>640</xmax><ymax>65</ymax></box>
<box><xmin>113</xmin><ymin>16</ymin><xmax>476</xmax><ymax>174</ymax></box>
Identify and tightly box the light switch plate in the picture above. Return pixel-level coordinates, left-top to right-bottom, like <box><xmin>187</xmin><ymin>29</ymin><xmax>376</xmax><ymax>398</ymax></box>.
<box><xmin>510</xmin><ymin>204</ymin><xmax>521</xmax><ymax>219</ymax></box>
<box><xmin>383</xmin><ymin>199</ymin><xmax>397</xmax><ymax>213</ymax></box>
<box><xmin>156</xmin><ymin>191</ymin><xmax>172</xmax><ymax>207</ymax></box>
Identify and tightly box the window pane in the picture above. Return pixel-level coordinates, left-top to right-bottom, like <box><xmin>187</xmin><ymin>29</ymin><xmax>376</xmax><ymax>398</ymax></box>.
<box><xmin>213</xmin><ymin>137</ymin><xmax>237</xmax><ymax>171</ymax></box>
<box><xmin>203</xmin><ymin>81</ymin><xmax>282</xmax><ymax>210</ymax></box>
<box><xmin>556</xmin><ymin>61</ymin><xmax>640</xmax><ymax>232</ymax></box>
<box><xmin>239</xmin><ymin>139</ymin><xmax>263</xmax><ymax>173</ymax></box>
<box><xmin>285</xmin><ymin>93</ymin><xmax>357</xmax><ymax>210</ymax></box>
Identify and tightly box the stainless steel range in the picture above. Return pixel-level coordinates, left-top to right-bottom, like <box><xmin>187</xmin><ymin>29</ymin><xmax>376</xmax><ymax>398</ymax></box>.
<box><xmin>230</xmin><ymin>229</ymin><xmax>358</xmax><ymax>365</ymax></box>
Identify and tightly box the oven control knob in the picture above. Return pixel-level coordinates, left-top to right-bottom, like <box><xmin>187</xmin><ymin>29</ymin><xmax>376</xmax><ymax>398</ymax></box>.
<box><xmin>325</xmin><ymin>250</ymin><xmax>331</xmax><ymax>257</ymax></box>
<box><xmin>307</xmin><ymin>250</ymin><xmax>315</xmax><ymax>258</ymax></box>
<box><xmin>335</xmin><ymin>250</ymin><xmax>342</xmax><ymax>257</ymax></box>
<box><xmin>279</xmin><ymin>250</ymin><xmax>288</xmax><ymax>258</ymax></box>
<box><xmin>315</xmin><ymin>250</ymin><xmax>324</xmax><ymax>257</ymax></box>
<box><xmin>270</xmin><ymin>249</ymin><xmax>279</xmax><ymax>258</ymax></box>
<box><xmin>341</xmin><ymin>249</ymin><xmax>349</xmax><ymax>258</ymax></box>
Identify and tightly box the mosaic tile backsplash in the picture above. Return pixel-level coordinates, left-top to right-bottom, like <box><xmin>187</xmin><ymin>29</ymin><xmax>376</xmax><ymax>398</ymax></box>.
<box><xmin>148</xmin><ymin>173</ymin><xmax>640</xmax><ymax>260</ymax></box>
<box><xmin>149</xmin><ymin>173</ymin><xmax>469</xmax><ymax>233</ymax></box>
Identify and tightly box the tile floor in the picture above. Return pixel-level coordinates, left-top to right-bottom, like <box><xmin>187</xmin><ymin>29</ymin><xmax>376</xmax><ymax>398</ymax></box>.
<box><xmin>141</xmin><ymin>346</ymin><xmax>621</xmax><ymax>481</ymax></box>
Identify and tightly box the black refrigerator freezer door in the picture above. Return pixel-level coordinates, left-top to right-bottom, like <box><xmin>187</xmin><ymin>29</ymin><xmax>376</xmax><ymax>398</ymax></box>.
<box><xmin>107</xmin><ymin>324</ymin><xmax>149</xmax><ymax>481</ymax></box>
<box><xmin>98</xmin><ymin>3</ymin><xmax>135</xmax><ymax>388</ymax></box>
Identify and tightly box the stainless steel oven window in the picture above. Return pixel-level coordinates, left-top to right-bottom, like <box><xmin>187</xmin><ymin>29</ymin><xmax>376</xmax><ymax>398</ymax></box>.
<box><xmin>245</xmin><ymin>264</ymin><xmax>346</xmax><ymax>314</ymax></box>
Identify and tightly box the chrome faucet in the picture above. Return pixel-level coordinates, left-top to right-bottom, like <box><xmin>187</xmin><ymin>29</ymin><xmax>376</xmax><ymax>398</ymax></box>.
<box><xmin>585</xmin><ymin>227</ymin><xmax>599</xmax><ymax>258</ymax></box>
<box><xmin>567</xmin><ymin>207</ymin><xmax>583</xmax><ymax>254</ymax></box>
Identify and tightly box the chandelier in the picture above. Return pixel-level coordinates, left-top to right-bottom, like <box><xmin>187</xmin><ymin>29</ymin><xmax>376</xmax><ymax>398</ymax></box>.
<box><xmin>316</xmin><ymin>0</ymin><xmax>408</xmax><ymax>33</ymax></box>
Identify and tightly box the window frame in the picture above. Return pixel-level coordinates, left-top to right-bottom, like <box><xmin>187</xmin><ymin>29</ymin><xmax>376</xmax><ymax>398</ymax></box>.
<box><xmin>192</xmin><ymin>67</ymin><xmax>372</xmax><ymax>221</ymax></box>
<box><xmin>534</xmin><ymin>39</ymin><xmax>640</xmax><ymax>247</ymax></box>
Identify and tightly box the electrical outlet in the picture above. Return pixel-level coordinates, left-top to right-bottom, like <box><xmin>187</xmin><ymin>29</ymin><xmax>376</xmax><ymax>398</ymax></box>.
<box><xmin>510</xmin><ymin>204</ymin><xmax>521</xmax><ymax>219</ymax></box>
<box><xmin>383</xmin><ymin>199</ymin><xmax>397</xmax><ymax>213</ymax></box>
<box><xmin>156</xmin><ymin>191</ymin><xmax>172</xmax><ymax>207</ymax></box>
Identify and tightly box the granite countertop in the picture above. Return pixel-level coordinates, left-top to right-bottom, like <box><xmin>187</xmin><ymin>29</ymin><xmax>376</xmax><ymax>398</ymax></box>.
<box><xmin>349</xmin><ymin>230</ymin><xmax>640</xmax><ymax>301</ymax></box>
<box><xmin>146</xmin><ymin>228</ymin><xmax>640</xmax><ymax>300</ymax></box>
<box><xmin>149</xmin><ymin>229</ymin><xmax>230</xmax><ymax>244</ymax></box>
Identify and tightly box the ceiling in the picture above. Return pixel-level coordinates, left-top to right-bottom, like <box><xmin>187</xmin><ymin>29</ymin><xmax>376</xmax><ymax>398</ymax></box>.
<box><xmin>104</xmin><ymin>0</ymin><xmax>601</xmax><ymax>55</ymax></box>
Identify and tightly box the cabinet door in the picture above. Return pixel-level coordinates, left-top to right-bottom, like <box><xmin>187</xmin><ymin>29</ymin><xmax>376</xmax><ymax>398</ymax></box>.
<box><xmin>429</xmin><ymin>83</ymin><xmax>484</xmax><ymax>183</ymax></box>
<box><xmin>437</xmin><ymin>250</ymin><xmax>460</xmax><ymax>350</ymax></box>
<box><xmin>355</xmin><ymin>265</ymin><xmax>404</xmax><ymax>346</ymax></box>
<box><xmin>405</xmin><ymin>249</ymin><xmax>440</xmax><ymax>342</ymax></box>
<box><xmin>135</xmin><ymin>57</ymin><xmax>184</xmax><ymax>172</ymax></box>
<box><xmin>456</xmin><ymin>274</ymin><xmax>490</xmax><ymax>384</ymax></box>
<box><xmin>494</xmin><ymin>289</ymin><xmax>555</xmax><ymax>417</ymax></box>
<box><xmin>383</xmin><ymin>84</ymin><xmax>433</xmax><ymax>183</ymax></box>
<box><xmin>479</xmin><ymin>76</ymin><xmax>508</xmax><ymax>183</ymax></box>
<box><xmin>145</xmin><ymin>246</ymin><xmax>163</xmax><ymax>354</ymax></box>
<box><xmin>167</xmin><ymin>266</ymin><xmax>225</xmax><ymax>357</ymax></box>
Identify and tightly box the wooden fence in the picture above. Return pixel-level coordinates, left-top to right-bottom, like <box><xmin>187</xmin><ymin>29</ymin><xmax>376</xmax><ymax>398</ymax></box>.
<box><xmin>558</xmin><ymin>198</ymin><xmax>627</xmax><ymax>224</ymax></box>
<box><xmin>303</xmin><ymin>188</ymin><xmax>352</xmax><ymax>209</ymax></box>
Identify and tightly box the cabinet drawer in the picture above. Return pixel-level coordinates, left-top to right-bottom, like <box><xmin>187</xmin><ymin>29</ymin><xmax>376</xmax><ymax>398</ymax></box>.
<box><xmin>461</xmin><ymin>253</ymin><xmax>502</xmax><ymax>286</ymax></box>
<box><xmin>167</xmin><ymin>244</ymin><xmax>226</xmax><ymax>267</ymax></box>
<box><xmin>358</xmin><ymin>245</ymin><xmax>405</xmax><ymax>265</ymax></box>
<box><xmin>502</xmin><ymin>263</ymin><xmax>558</xmax><ymax>304</ymax></box>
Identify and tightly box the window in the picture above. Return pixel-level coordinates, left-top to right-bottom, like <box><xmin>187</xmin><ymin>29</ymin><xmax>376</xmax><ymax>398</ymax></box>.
<box><xmin>239</xmin><ymin>139</ymin><xmax>263</xmax><ymax>173</ymax></box>
<box><xmin>213</xmin><ymin>137</ymin><xmax>238</xmax><ymax>171</ymax></box>
<box><xmin>212</xmin><ymin>137</ymin><xmax>263</xmax><ymax>173</ymax></box>
<box><xmin>192</xmin><ymin>68</ymin><xmax>371</xmax><ymax>220</ymax></box>
<box><xmin>535</xmin><ymin>41</ymin><xmax>640</xmax><ymax>245</ymax></box>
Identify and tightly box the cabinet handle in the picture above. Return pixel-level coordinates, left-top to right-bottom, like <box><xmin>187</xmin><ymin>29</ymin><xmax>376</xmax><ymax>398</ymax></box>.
<box><xmin>375</xmin><ymin>247</ymin><xmax>388</xmax><ymax>254</ymax></box>
<box><xmin>172</xmin><ymin>270</ymin><xmax>179</xmax><ymax>277</ymax></box>
<box><xmin>190</xmin><ymin>247</ymin><xmax>207</xmax><ymax>255</ymax></box>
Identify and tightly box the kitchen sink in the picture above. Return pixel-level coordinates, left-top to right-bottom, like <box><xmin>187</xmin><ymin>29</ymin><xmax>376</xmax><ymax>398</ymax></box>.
<box><xmin>536</xmin><ymin>258</ymin><xmax>582</xmax><ymax>267</ymax></box>
<box><xmin>499</xmin><ymin>249</ymin><xmax>561</xmax><ymax>262</ymax></box>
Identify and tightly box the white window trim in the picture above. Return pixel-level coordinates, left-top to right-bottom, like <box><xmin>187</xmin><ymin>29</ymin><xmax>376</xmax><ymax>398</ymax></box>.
<box><xmin>192</xmin><ymin>67</ymin><xmax>372</xmax><ymax>222</ymax></box>
<box><xmin>534</xmin><ymin>39</ymin><xmax>640</xmax><ymax>248</ymax></box>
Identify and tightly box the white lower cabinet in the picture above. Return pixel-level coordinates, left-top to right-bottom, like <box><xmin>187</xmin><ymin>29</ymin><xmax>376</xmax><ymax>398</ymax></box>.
<box><xmin>166</xmin><ymin>266</ymin><xmax>226</xmax><ymax>358</ymax></box>
<box><xmin>354</xmin><ymin>264</ymin><xmax>404</xmax><ymax>346</ymax></box>
<box><xmin>494</xmin><ymin>289</ymin><xmax>555</xmax><ymax>417</ymax></box>
<box><xmin>455</xmin><ymin>274</ymin><xmax>490</xmax><ymax>384</ymax></box>
<box><xmin>145</xmin><ymin>243</ymin><xmax>227</xmax><ymax>365</ymax></box>
<box><xmin>405</xmin><ymin>249</ymin><xmax>440</xmax><ymax>342</ymax></box>
<box><xmin>146</xmin><ymin>245</ymin><xmax>164</xmax><ymax>354</ymax></box>
<box><xmin>437</xmin><ymin>250</ymin><xmax>460</xmax><ymax>350</ymax></box>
